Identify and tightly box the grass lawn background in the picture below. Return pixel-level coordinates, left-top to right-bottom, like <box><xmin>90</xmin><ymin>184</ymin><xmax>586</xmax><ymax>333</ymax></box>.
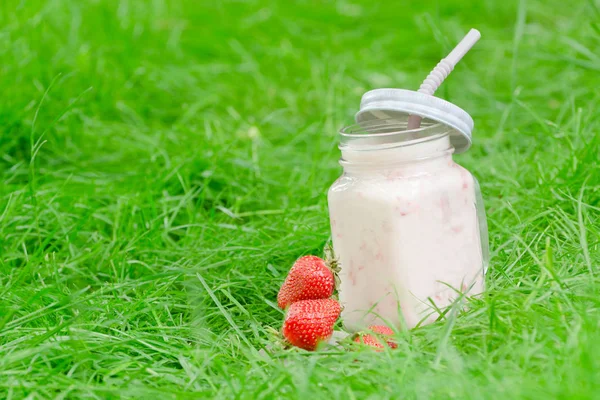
<box><xmin>1</xmin><ymin>0</ymin><xmax>600</xmax><ymax>398</ymax></box>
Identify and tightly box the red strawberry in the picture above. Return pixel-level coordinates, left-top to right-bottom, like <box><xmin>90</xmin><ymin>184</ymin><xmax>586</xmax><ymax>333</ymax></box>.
<box><xmin>282</xmin><ymin>298</ymin><xmax>341</xmax><ymax>351</ymax></box>
<box><xmin>277</xmin><ymin>255</ymin><xmax>334</xmax><ymax>309</ymax></box>
<box><xmin>353</xmin><ymin>325</ymin><xmax>397</xmax><ymax>350</ymax></box>
<box><xmin>354</xmin><ymin>334</ymin><xmax>385</xmax><ymax>351</ymax></box>
<box><xmin>369</xmin><ymin>325</ymin><xmax>398</xmax><ymax>349</ymax></box>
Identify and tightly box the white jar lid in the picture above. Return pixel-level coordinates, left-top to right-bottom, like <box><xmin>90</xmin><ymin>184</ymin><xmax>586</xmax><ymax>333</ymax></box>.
<box><xmin>355</xmin><ymin>88</ymin><xmax>474</xmax><ymax>153</ymax></box>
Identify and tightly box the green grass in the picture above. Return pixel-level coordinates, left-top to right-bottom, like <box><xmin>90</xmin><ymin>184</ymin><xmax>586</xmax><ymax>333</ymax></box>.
<box><xmin>1</xmin><ymin>0</ymin><xmax>600</xmax><ymax>398</ymax></box>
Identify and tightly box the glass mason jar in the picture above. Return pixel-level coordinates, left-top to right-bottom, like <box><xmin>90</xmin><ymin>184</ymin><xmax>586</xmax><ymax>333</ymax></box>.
<box><xmin>328</xmin><ymin>118</ymin><xmax>488</xmax><ymax>331</ymax></box>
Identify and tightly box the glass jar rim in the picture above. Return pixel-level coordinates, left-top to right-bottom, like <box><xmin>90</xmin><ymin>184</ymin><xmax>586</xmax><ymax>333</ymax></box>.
<box><xmin>340</xmin><ymin>118</ymin><xmax>443</xmax><ymax>137</ymax></box>
<box><xmin>339</xmin><ymin>119</ymin><xmax>452</xmax><ymax>151</ymax></box>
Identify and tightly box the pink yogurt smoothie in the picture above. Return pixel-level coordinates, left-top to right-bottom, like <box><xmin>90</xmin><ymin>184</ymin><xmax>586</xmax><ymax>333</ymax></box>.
<box><xmin>328</xmin><ymin>133</ymin><xmax>484</xmax><ymax>331</ymax></box>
